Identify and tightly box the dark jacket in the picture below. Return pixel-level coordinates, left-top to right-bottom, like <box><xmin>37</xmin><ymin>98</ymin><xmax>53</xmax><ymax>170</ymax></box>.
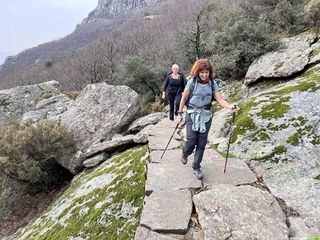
<box><xmin>163</xmin><ymin>72</ymin><xmax>186</xmax><ymax>95</ymax></box>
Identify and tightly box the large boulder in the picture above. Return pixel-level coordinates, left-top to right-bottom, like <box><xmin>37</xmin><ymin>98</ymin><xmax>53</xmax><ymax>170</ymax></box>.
<box><xmin>9</xmin><ymin>147</ymin><xmax>148</xmax><ymax>240</ymax></box>
<box><xmin>228</xmin><ymin>63</ymin><xmax>320</xmax><ymax>235</ymax></box>
<box><xmin>193</xmin><ymin>184</ymin><xmax>289</xmax><ymax>240</ymax></box>
<box><xmin>127</xmin><ymin>112</ymin><xmax>166</xmax><ymax>133</ymax></box>
<box><xmin>39</xmin><ymin>83</ymin><xmax>141</xmax><ymax>173</ymax></box>
<box><xmin>309</xmin><ymin>39</ymin><xmax>320</xmax><ymax>64</ymax></box>
<box><xmin>0</xmin><ymin>80</ymin><xmax>60</xmax><ymax>126</ymax></box>
<box><xmin>21</xmin><ymin>94</ymin><xmax>74</xmax><ymax>123</ymax></box>
<box><xmin>58</xmin><ymin>83</ymin><xmax>141</xmax><ymax>151</ymax></box>
<box><xmin>54</xmin><ymin>83</ymin><xmax>141</xmax><ymax>173</ymax></box>
<box><xmin>245</xmin><ymin>32</ymin><xmax>317</xmax><ymax>85</ymax></box>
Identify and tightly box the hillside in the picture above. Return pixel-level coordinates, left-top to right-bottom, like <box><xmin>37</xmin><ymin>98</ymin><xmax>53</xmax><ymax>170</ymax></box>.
<box><xmin>0</xmin><ymin>0</ymin><xmax>164</xmax><ymax>83</ymax></box>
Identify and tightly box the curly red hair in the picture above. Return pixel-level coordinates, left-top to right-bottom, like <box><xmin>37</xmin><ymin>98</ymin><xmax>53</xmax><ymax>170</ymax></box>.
<box><xmin>190</xmin><ymin>59</ymin><xmax>216</xmax><ymax>79</ymax></box>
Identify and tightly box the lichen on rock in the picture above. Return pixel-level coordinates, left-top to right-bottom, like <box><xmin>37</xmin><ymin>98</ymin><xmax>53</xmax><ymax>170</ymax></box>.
<box><xmin>10</xmin><ymin>146</ymin><xmax>148</xmax><ymax>240</ymax></box>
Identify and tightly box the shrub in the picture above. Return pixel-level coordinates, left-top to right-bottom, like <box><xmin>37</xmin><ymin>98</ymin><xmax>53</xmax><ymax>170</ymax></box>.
<box><xmin>0</xmin><ymin>120</ymin><xmax>76</xmax><ymax>190</ymax></box>
<box><xmin>269</xmin><ymin>0</ymin><xmax>307</xmax><ymax>35</ymax></box>
<box><xmin>304</xmin><ymin>2</ymin><xmax>320</xmax><ymax>31</ymax></box>
<box><xmin>208</xmin><ymin>6</ymin><xmax>280</xmax><ymax>79</ymax></box>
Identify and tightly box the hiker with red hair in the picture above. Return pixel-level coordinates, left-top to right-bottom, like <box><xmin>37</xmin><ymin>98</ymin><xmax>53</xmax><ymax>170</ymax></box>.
<box><xmin>176</xmin><ymin>59</ymin><xmax>238</xmax><ymax>179</ymax></box>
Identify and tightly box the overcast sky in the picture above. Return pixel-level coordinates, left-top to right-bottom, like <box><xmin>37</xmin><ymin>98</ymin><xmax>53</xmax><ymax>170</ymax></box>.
<box><xmin>0</xmin><ymin>0</ymin><xmax>98</xmax><ymax>64</ymax></box>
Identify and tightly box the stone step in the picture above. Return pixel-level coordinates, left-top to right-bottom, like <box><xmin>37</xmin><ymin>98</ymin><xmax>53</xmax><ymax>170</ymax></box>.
<box><xmin>201</xmin><ymin>149</ymin><xmax>257</xmax><ymax>186</ymax></box>
<box><xmin>134</xmin><ymin>227</ymin><xmax>176</xmax><ymax>240</ymax></box>
<box><xmin>146</xmin><ymin>150</ymin><xmax>202</xmax><ymax>193</ymax></box>
<box><xmin>140</xmin><ymin>189</ymin><xmax>192</xmax><ymax>234</ymax></box>
<box><xmin>148</xmin><ymin>136</ymin><xmax>181</xmax><ymax>151</ymax></box>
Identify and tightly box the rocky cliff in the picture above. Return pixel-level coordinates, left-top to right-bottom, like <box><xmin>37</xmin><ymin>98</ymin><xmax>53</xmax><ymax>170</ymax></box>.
<box><xmin>0</xmin><ymin>0</ymin><xmax>163</xmax><ymax>84</ymax></box>
<box><xmin>82</xmin><ymin>0</ymin><xmax>162</xmax><ymax>24</ymax></box>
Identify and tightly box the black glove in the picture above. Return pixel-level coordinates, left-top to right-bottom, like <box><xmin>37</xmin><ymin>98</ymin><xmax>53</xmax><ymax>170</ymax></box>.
<box><xmin>178</xmin><ymin>111</ymin><xmax>183</xmax><ymax>121</ymax></box>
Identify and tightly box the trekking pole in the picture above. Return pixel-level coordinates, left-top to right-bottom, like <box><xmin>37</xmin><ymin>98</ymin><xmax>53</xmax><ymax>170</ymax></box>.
<box><xmin>160</xmin><ymin>123</ymin><xmax>180</xmax><ymax>159</ymax></box>
<box><xmin>224</xmin><ymin>105</ymin><xmax>237</xmax><ymax>174</ymax></box>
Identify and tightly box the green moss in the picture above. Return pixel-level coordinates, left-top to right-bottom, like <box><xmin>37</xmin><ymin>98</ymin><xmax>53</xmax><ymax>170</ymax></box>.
<box><xmin>256</xmin><ymin>97</ymin><xmax>290</xmax><ymax>120</ymax></box>
<box><xmin>35</xmin><ymin>90</ymin><xmax>60</xmax><ymax>104</ymax></box>
<box><xmin>287</xmin><ymin>132</ymin><xmax>300</xmax><ymax>146</ymax></box>
<box><xmin>211</xmin><ymin>146</ymin><xmax>237</xmax><ymax>158</ymax></box>
<box><xmin>268</xmin><ymin>123</ymin><xmax>289</xmax><ymax>132</ymax></box>
<box><xmin>310</xmin><ymin>48</ymin><xmax>320</xmax><ymax>58</ymax></box>
<box><xmin>11</xmin><ymin>146</ymin><xmax>148</xmax><ymax>240</ymax></box>
<box><xmin>250</xmin><ymin>129</ymin><xmax>271</xmax><ymax>141</ymax></box>
<box><xmin>263</xmin><ymin>79</ymin><xmax>317</xmax><ymax>96</ymax></box>
<box><xmin>230</xmin><ymin>99</ymin><xmax>257</xmax><ymax>143</ymax></box>
<box><xmin>292</xmin><ymin>116</ymin><xmax>307</xmax><ymax>127</ymax></box>
<box><xmin>314</xmin><ymin>175</ymin><xmax>320</xmax><ymax>181</ymax></box>
<box><xmin>311</xmin><ymin>135</ymin><xmax>320</xmax><ymax>145</ymax></box>
<box><xmin>231</xmin><ymin>115</ymin><xmax>257</xmax><ymax>143</ymax></box>
<box><xmin>289</xmin><ymin>116</ymin><xmax>319</xmax><ymax>145</ymax></box>
<box><xmin>252</xmin><ymin>145</ymin><xmax>287</xmax><ymax>163</ymax></box>
<box><xmin>307</xmin><ymin>237</ymin><xmax>320</xmax><ymax>240</ymax></box>
<box><xmin>227</xmin><ymin>81</ymin><xmax>244</xmax><ymax>103</ymax></box>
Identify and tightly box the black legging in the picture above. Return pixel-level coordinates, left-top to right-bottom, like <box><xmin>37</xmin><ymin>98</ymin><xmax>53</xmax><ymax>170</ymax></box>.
<box><xmin>168</xmin><ymin>91</ymin><xmax>182</xmax><ymax>120</ymax></box>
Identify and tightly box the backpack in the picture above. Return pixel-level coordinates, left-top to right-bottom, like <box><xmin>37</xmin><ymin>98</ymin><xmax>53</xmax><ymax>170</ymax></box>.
<box><xmin>185</xmin><ymin>77</ymin><xmax>218</xmax><ymax>109</ymax></box>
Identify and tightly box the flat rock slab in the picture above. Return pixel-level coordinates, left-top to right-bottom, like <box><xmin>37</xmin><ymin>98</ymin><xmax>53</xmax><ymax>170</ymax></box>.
<box><xmin>201</xmin><ymin>149</ymin><xmax>257</xmax><ymax>186</ymax></box>
<box><xmin>155</xmin><ymin>118</ymin><xmax>178</xmax><ymax>129</ymax></box>
<box><xmin>148</xmin><ymin>136</ymin><xmax>180</xmax><ymax>151</ymax></box>
<box><xmin>140</xmin><ymin>190</ymin><xmax>192</xmax><ymax>234</ymax></box>
<box><xmin>145</xmin><ymin>161</ymin><xmax>202</xmax><ymax>192</ymax></box>
<box><xmin>135</xmin><ymin>227</ymin><xmax>175</xmax><ymax>240</ymax></box>
<box><xmin>193</xmin><ymin>184</ymin><xmax>289</xmax><ymax>240</ymax></box>
<box><xmin>149</xmin><ymin>128</ymin><xmax>181</xmax><ymax>140</ymax></box>
<box><xmin>149</xmin><ymin>150</ymin><xmax>183</xmax><ymax>164</ymax></box>
<box><xmin>146</xmin><ymin>150</ymin><xmax>202</xmax><ymax>192</ymax></box>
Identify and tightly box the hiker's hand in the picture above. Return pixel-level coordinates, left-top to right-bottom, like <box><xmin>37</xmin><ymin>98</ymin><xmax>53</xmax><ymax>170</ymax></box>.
<box><xmin>176</xmin><ymin>111</ymin><xmax>183</xmax><ymax>124</ymax></box>
<box><xmin>162</xmin><ymin>91</ymin><xmax>166</xmax><ymax>100</ymax></box>
<box><xmin>230</xmin><ymin>105</ymin><xmax>238</xmax><ymax>113</ymax></box>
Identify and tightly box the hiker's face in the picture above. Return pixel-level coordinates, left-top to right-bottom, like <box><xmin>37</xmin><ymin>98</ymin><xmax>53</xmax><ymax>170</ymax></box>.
<box><xmin>172</xmin><ymin>67</ymin><xmax>179</xmax><ymax>74</ymax></box>
<box><xmin>199</xmin><ymin>70</ymin><xmax>209</xmax><ymax>81</ymax></box>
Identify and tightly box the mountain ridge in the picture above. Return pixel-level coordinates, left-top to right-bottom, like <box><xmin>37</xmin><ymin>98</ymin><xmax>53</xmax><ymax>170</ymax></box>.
<box><xmin>0</xmin><ymin>0</ymin><xmax>163</xmax><ymax>82</ymax></box>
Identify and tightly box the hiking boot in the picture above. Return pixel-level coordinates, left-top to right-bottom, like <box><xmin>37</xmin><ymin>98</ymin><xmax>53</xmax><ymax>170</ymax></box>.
<box><xmin>181</xmin><ymin>154</ymin><xmax>188</xmax><ymax>165</ymax></box>
<box><xmin>193</xmin><ymin>169</ymin><xmax>203</xmax><ymax>179</ymax></box>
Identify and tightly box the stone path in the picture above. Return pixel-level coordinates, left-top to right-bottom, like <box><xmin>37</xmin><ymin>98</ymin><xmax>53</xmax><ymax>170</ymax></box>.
<box><xmin>135</xmin><ymin>118</ymin><xmax>291</xmax><ymax>240</ymax></box>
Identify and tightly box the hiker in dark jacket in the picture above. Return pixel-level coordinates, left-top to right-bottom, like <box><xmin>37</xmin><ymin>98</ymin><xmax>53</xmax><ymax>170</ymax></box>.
<box><xmin>162</xmin><ymin>64</ymin><xmax>186</xmax><ymax>121</ymax></box>
<box><xmin>176</xmin><ymin>59</ymin><xmax>238</xmax><ymax>179</ymax></box>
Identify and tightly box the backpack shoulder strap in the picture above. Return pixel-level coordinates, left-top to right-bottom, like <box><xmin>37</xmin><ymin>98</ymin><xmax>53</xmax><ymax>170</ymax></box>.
<box><xmin>189</xmin><ymin>77</ymin><xmax>197</xmax><ymax>98</ymax></box>
<box><xmin>210</xmin><ymin>78</ymin><xmax>218</xmax><ymax>102</ymax></box>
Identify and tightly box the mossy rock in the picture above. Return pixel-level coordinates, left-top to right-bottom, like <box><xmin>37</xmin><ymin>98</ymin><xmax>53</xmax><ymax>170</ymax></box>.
<box><xmin>256</xmin><ymin>96</ymin><xmax>290</xmax><ymax>120</ymax></box>
<box><xmin>10</xmin><ymin>146</ymin><xmax>148</xmax><ymax>240</ymax></box>
<box><xmin>230</xmin><ymin>99</ymin><xmax>257</xmax><ymax>143</ymax></box>
<box><xmin>310</xmin><ymin>47</ymin><xmax>320</xmax><ymax>58</ymax></box>
<box><xmin>252</xmin><ymin>146</ymin><xmax>287</xmax><ymax>163</ymax></box>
